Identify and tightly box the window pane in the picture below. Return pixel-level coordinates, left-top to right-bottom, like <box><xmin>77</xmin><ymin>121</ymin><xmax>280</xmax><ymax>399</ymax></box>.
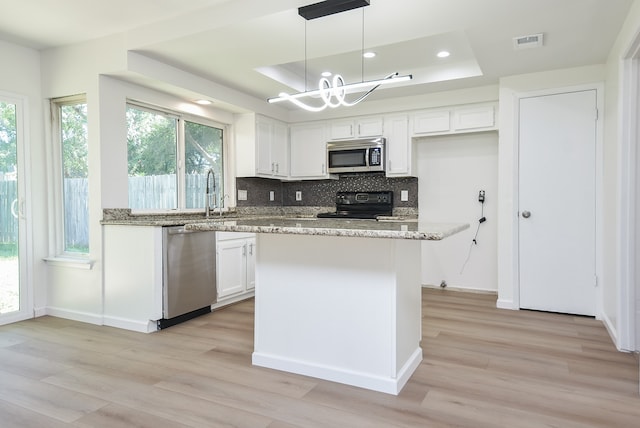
<box><xmin>0</xmin><ymin>101</ymin><xmax>19</xmax><ymax>313</ymax></box>
<box><xmin>60</xmin><ymin>102</ymin><xmax>89</xmax><ymax>254</ymax></box>
<box><xmin>184</xmin><ymin>121</ymin><xmax>224</xmax><ymax>209</ymax></box>
<box><xmin>127</xmin><ymin>106</ymin><xmax>178</xmax><ymax>209</ymax></box>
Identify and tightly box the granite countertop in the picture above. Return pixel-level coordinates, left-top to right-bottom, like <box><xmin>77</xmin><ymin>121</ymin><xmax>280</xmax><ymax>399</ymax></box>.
<box><xmin>185</xmin><ymin>217</ymin><xmax>468</xmax><ymax>241</ymax></box>
<box><xmin>101</xmin><ymin>208</ymin><xmax>464</xmax><ymax>240</ymax></box>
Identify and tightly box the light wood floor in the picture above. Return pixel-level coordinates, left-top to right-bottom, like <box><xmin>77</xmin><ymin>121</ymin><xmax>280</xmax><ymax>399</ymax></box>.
<box><xmin>0</xmin><ymin>288</ymin><xmax>638</xmax><ymax>427</ymax></box>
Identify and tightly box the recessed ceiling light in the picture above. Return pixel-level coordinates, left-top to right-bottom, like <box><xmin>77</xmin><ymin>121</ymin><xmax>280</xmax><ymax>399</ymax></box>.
<box><xmin>321</xmin><ymin>71</ymin><xmax>332</xmax><ymax>77</ymax></box>
<box><xmin>195</xmin><ymin>99</ymin><xmax>212</xmax><ymax>105</ymax></box>
<box><xmin>363</xmin><ymin>51</ymin><xmax>376</xmax><ymax>59</ymax></box>
<box><xmin>437</xmin><ymin>51</ymin><xmax>450</xmax><ymax>58</ymax></box>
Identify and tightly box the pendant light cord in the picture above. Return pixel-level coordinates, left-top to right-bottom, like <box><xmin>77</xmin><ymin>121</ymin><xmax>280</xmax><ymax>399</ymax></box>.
<box><xmin>361</xmin><ymin>8</ymin><xmax>365</xmax><ymax>83</ymax></box>
<box><xmin>304</xmin><ymin>20</ymin><xmax>308</xmax><ymax>92</ymax></box>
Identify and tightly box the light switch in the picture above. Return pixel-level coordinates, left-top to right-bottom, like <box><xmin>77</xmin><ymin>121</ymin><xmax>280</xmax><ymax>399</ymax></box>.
<box><xmin>269</xmin><ymin>191</ymin><xmax>275</xmax><ymax>201</ymax></box>
<box><xmin>401</xmin><ymin>190</ymin><xmax>409</xmax><ymax>202</ymax></box>
<box><xmin>295</xmin><ymin>191</ymin><xmax>302</xmax><ymax>201</ymax></box>
<box><xmin>238</xmin><ymin>189</ymin><xmax>248</xmax><ymax>201</ymax></box>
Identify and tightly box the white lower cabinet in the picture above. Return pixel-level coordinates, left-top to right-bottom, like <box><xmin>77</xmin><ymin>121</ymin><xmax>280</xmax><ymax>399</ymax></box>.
<box><xmin>216</xmin><ymin>232</ymin><xmax>256</xmax><ymax>304</ymax></box>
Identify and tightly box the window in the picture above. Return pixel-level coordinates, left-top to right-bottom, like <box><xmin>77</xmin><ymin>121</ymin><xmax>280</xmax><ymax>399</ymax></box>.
<box><xmin>126</xmin><ymin>104</ymin><xmax>224</xmax><ymax>211</ymax></box>
<box><xmin>52</xmin><ymin>97</ymin><xmax>89</xmax><ymax>255</ymax></box>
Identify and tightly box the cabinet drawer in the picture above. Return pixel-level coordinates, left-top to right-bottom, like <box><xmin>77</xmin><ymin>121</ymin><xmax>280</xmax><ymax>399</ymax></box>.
<box><xmin>217</xmin><ymin>231</ymin><xmax>255</xmax><ymax>241</ymax></box>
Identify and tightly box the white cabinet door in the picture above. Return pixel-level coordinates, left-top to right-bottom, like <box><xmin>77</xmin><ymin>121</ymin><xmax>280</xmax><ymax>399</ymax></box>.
<box><xmin>453</xmin><ymin>105</ymin><xmax>495</xmax><ymax>131</ymax></box>
<box><xmin>329</xmin><ymin>120</ymin><xmax>355</xmax><ymax>140</ymax></box>
<box><xmin>384</xmin><ymin>115</ymin><xmax>412</xmax><ymax>177</ymax></box>
<box><xmin>356</xmin><ymin>117</ymin><xmax>384</xmax><ymax>137</ymax></box>
<box><xmin>246</xmin><ymin>237</ymin><xmax>256</xmax><ymax>291</ymax></box>
<box><xmin>272</xmin><ymin>120</ymin><xmax>289</xmax><ymax>178</ymax></box>
<box><xmin>256</xmin><ymin>116</ymin><xmax>288</xmax><ymax>178</ymax></box>
<box><xmin>329</xmin><ymin>117</ymin><xmax>383</xmax><ymax>140</ymax></box>
<box><xmin>255</xmin><ymin>117</ymin><xmax>273</xmax><ymax>176</ymax></box>
<box><xmin>412</xmin><ymin>110</ymin><xmax>450</xmax><ymax>135</ymax></box>
<box><xmin>217</xmin><ymin>239</ymin><xmax>247</xmax><ymax>298</ymax></box>
<box><xmin>290</xmin><ymin>123</ymin><xmax>328</xmax><ymax>178</ymax></box>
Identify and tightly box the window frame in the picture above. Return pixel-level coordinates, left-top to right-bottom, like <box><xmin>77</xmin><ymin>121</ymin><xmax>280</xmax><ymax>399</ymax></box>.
<box><xmin>126</xmin><ymin>101</ymin><xmax>229</xmax><ymax>213</ymax></box>
<box><xmin>50</xmin><ymin>94</ymin><xmax>89</xmax><ymax>259</ymax></box>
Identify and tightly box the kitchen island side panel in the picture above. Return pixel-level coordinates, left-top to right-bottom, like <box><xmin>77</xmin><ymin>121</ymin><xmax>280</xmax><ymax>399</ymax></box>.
<box><xmin>252</xmin><ymin>233</ymin><xmax>422</xmax><ymax>395</ymax></box>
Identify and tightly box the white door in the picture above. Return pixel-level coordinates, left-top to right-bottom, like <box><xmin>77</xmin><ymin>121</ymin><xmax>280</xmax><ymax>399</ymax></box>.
<box><xmin>518</xmin><ymin>90</ymin><xmax>597</xmax><ymax>315</ymax></box>
<box><xmin>0</xmin><ymin>94</ymin><xmax>30</xmax><ymax>325</ymax></box>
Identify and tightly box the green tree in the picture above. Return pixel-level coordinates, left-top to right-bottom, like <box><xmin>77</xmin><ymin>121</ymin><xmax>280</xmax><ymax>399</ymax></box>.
<box><xmin>126</xmin><ymin>107</ymin><xmax>177</xmax><ymax>176</ymax></box>
<box><xmin>0</xmin><ymin>102</ymin><xmax>17</xmax><ymax>174</ymax></box>
<box><xmin>61</xmin><ymin>103</ymin><xmax>88</xmax><ymax>178</ymax></box>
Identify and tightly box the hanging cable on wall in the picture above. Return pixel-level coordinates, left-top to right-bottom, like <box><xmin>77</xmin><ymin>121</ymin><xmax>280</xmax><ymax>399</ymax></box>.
<box><xmin>460</xmin><ymin>190</ymin><xmax>486</xmax><ymax>274</ymax></box>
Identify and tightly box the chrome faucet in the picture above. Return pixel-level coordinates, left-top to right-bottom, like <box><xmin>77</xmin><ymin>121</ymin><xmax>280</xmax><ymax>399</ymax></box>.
<box><xmin>205</xmin><ymin>168</ymin><xmax>216</xmax><ymax>218</ymax></box>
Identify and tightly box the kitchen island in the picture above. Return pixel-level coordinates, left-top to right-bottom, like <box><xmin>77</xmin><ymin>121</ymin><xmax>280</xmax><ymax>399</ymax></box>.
<box><xmin>187</xmin><ymin>217</ymin><xmax>467</xmax><ymax>395</ymax></box>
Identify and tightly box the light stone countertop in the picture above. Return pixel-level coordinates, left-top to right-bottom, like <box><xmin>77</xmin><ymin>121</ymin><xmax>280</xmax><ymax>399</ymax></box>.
<box><xmin>185</xmin><ymin>217</ymin><xmax>469</xmax><ymax>241</ymax></box>
<box><xmin>100</xmin><ymin>208</ymin><xmax>462</xmax><ymax>240</ymax></box>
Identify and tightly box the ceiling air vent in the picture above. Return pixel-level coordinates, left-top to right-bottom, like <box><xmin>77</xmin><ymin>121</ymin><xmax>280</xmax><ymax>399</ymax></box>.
<box><xmin>513</xmin><ymin>33</ymin><xmax>544</xmax><ymax>50</ymax></box>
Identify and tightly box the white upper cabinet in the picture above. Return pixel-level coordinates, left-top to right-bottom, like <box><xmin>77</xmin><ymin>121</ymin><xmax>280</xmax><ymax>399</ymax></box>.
<box><xmin>453</xmin><ymin>105</ymin><xmax>496</xmax><ymax>131</ymax></box>
<box><xmin>411</xmin><ymin>103</ymin><xmax>497</xmax><ymax>136</ymax></box>
<box><xmin>329</xmin><ymin>116</ymin><xmax>383</xmax><ymax>140</ymax></box>
<box><xmin>290</xmin><ymin>122</ymin><xmax>330</xmax><ymax>179</ymax></box>
<box><xmin>256</xmin><ymin>115</ymin><xmax>288</xmax><ymax>178</ymax></box>
<box><xmin>384</xmin><ymin>114</ymin><xmax>414</xmax><ymax>177</ymax></box>
<box><xmin>412</xmin><ymin>110</ymin><xmax>451</xmax><ymax>135</ymax></box>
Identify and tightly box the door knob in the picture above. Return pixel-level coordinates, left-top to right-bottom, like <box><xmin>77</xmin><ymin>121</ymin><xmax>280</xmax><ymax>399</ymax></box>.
<box><xmin>522</xmin><ymin>210</ymin><xmax>531</xmax><ymax>218</ymax></box>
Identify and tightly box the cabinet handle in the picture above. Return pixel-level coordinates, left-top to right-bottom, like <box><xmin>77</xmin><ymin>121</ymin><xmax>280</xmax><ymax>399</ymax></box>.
<box><xmin>249</xmin><ymin>243</ymin><xmax>254</xmax><ymax>255</ymax></box>
<box><xmin>275</xmin><ymin>163</ymin><xmax>279</xmax><ymax>173</ymax></box>
<box><xmin>322</xmin><ymin>163</ymin><xmax>325</xmax><ymax>174</ymax></box>
<box><xmin>242</xmin><ymin>245</ymin><xmax>246</xmax><ymax>256</ymax></box>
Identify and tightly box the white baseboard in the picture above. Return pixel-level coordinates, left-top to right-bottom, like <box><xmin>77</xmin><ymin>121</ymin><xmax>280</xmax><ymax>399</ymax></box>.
<box><xmin>422</xmin><ymin>284</ymin><xmax>498</xmax><ymax>295</ymax></box>
<box><xmin>496</xmin><ymin>298</ymin><xmax>517</xmax><ymax>310</ymax></box>
<box><xmin>600</xmin><ymin>309</ymin><xmax>620</xmax><ymax>350</ymax></box>
<box><xmin>33</xmin><ymin>307</ymin><xmax>48</xmax><ymax>317</ymax></box>
<box><xmin>252</xmin><ymin>347</ymin><xmax>422</xmax><ymax>396</ymax></box>
<box><xmin>44</xmin><ymin>306</ymin><xmax>103</xmax><ymax>326</ymax></box>
<box><xmin>103</xmin><ymin>316</ymin><xmax>157</xmax><ymax>333</ymax></box>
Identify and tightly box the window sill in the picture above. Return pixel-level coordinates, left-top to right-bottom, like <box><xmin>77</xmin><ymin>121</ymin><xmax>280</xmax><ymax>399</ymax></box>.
<box><xmin>44</xmin><ymin>257</ymin><xmax>94</xmax><ymax>270</ymax></box>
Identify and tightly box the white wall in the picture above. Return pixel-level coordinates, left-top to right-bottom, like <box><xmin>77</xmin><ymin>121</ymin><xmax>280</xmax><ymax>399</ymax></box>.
<box><xmin>0</xmin><ymin>40</ymin><xmax>47</xmax><ymax>315</ymax></box>
<box><xmin>418</xmin><ymin>132</ymin><xmax>498</xmax><ymax>292</ymax></box>
<box><xmin>603</xmin><ymin>0</ymin><xmax>640</xmax><ymax>350</ymax></box>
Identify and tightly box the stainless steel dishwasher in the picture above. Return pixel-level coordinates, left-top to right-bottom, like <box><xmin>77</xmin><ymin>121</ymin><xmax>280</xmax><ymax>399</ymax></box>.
<box><xmin>158</xmin><ymin>225</ymin><xmax>217</xmax><ymax>329</ymax></box>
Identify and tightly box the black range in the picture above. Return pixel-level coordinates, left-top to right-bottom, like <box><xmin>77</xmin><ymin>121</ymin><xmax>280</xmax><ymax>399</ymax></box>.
<box><xmin>316</xmin><ymin>191</ymin><xmax>393</xmax><ymax>220</ymax></box>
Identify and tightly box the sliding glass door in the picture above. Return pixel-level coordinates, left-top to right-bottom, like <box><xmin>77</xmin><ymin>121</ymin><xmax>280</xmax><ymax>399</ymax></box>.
<box><xmin>0</xmin><ymin>94</ymin><xmax>29</xmax><ymax>324</ymax></box>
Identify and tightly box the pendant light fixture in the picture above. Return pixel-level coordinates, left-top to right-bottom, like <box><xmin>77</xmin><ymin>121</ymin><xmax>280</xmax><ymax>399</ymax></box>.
<box><xmin>267</xmin><ymin>0</ymin><xmax>412</xmax><ymax>111</ymax></box>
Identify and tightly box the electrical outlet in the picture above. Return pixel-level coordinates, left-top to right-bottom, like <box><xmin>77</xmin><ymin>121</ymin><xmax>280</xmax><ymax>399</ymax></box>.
<box><xmin>295</xmin><ymin>191</ymin><xmax>302</xmax><ymax>201</ymax></box>
<box><xmin>269</xmin><ymin>191</ymin><xmax>275</xmax><ymax>201</ymax></box>
<box><xmin>401</xmin><ymin>190</ymin><xmax>409</xmax><ymax>202</ymax></box>
<box><xmin>238</xmin><ymin>189</ymin><xmax>247</xmax><ymax>201</ymax></box>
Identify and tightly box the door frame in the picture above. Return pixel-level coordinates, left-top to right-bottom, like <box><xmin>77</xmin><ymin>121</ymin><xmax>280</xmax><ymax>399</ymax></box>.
<box><xmin>511</xmin><ymin>84</ymin><xmax>604</xmax><ymax>320</ymax></box>
<box><xmin>618</xmin><ymin>30</ymin><xmax>640</xmax><ymax>353</ymax></box>
<box><xmin>0</xmin><ymin>90</ymin><xmax>33</xmax><ymax>325</ymax></box>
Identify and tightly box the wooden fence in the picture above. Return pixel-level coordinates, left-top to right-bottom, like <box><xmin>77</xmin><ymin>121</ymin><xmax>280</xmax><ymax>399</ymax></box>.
<box><xmin>0</xmin><ymin>173</ymin><xmax>217</xmax><ymax>246</ymax></box>
<box><xmin>0</xmin><ymin>180</ymin><xmax>17</xmax><ymax>244</ymax></box>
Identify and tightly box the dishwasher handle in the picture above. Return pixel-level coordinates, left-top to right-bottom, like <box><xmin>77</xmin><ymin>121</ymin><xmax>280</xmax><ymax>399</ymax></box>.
<box><xmin>166</xmin><ymin>226</ymin><xmax>201</xmax><ymax>235</ymax></box>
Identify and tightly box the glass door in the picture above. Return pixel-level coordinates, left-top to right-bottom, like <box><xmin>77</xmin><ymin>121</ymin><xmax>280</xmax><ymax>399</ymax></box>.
<box><xmin>0</xmin><ymin>95</ymin><xmax>28</xmax><ymax>324</ymax></box>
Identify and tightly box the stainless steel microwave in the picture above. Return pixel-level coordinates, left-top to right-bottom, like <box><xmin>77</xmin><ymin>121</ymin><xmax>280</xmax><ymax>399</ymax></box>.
<box><xmin>327</xmin><ymin>138</ymin><xmax>385</xmax><ymax>174</ymax></box>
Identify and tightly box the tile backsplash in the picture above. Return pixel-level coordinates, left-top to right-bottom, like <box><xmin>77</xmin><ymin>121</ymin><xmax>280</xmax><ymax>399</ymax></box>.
<box><xmin>236</xmin><ymin>173</ymin><xmax>418</xmax><ymax>211</ymax></box>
